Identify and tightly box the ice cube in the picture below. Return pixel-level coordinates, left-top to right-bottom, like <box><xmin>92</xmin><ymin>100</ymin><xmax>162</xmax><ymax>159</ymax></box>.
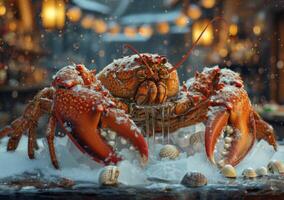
<box><xmin>236</xmin><ymin>140</ymin><xmax>275</xmax><ymax>173</ymax></box>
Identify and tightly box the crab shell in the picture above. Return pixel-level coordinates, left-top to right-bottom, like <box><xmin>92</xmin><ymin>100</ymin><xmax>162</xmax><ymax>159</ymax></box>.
<box><xmin>97</xmin><ymin>54</ymin><xmax>179</xmax><ymax>101</ymax></box>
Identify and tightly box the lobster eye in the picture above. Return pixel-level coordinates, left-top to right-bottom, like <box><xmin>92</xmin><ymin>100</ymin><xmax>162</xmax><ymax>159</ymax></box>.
<box><xmin>159</xmin><ymin>68</ymin><xmax>169</xmax><ymax>79</ymax></box>
<box><xmin>136</xmin><ymin>70</ymin><xmax>146</xmax><ymax>80</ymax></box>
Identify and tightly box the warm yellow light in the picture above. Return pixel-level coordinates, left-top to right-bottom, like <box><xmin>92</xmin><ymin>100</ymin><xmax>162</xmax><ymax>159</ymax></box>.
<box><xmin>124</xmin><ymin>26</ymin><xmax>136</xmax><ymax>38</ymax></box>
<box><xmin>92</xmin><ymin>18</ymin><xmax>107</xmax><ymax>34</ymax></box>
<box><xmin>81</xmin><ymin>15</ymin><xmax>93</xmax><ymax>29</ymax></box>
<box><xmin>229</xmin><ymin>24</ymin><xmax>238</xmax><ymax>36</ymax></box>
<box><xmin>175</xmin><ymin>14</ymin><xmax>188</xmax><ymax>27</ymax></box>
<box><xmin>41</xmin><ymin>0</ymin><xmax>65</xmax><ymax>29</ymax></box>
<box><xmin>8</xmin><ymin>21</ymin><xmax>17</xmax><ymax>31</ymax></box>
<box><xmin>108</xmin><ymin>23</ymin><xmax>120</xmax><ymax>35</ymax></box>
<box><xmin>192</xmin><ymin>20</ymin><xmax>213</xmax><ymax>46</ymax></box>
<box><xmin>156</xmin><ymin>22</ymin><xmax>170</xmax><ymax>34</ymax></box>
<box><xmin>201</xmin><ymin>0</ymin><xmax>215</xmax><ymax>8</ymax></box>
<box><xmin>253</xmin><ymin>25</ymin><xmax>261</xmax><ymax>35</ymax></box>
<box><xmin>67</xmin><ymin>7</ymin><xmax>81</xmax><ymax>23</ymax></box>
<box><xmin>219</xmin><ymin>48</ymin><xmax>228</xmax><ymax>57</ymax></box>
<box><xmin>139</xmin><ymin>25</ymin><xmax>153</xmax><ymax>37</ymax></box>
<box><xmin>0</xmin><ymin>4</ymin><xmax>6</xmax><ymax>16</ymax></box>
<box><xmin>187</xmin><ymin>4</ymin><xmax>201</xmax><ymax>20</ymax></box>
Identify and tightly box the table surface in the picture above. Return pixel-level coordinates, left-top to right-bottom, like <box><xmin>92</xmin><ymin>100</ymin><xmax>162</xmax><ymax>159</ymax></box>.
<box><xmin>1</xmin><ymin>173</ymin><xmax>284</xmax><ymax>200</ymax></box>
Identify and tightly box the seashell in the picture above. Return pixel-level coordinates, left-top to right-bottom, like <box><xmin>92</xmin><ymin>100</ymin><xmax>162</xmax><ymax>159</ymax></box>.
<box><xmin>221</xmin><ymin>164</ymin><xmax>237</xmax><ymax>178</ymax></box>
<box><xmin>181</xmin><ymin>172</ymin><xmax>207</xmax><ymax>187</ymax></box>
<box><xmin>255</xmin><ymin>167</ymin><xmax>268</xmax><ymax>176</ymax></box>
<box><xmin>99</xmin><ymin>166</ymin><xmax>120</xmax><ymax>186</ymax></box>
<box><xmin>189</xmin><ymin>132</ymin><xmax>203</xmax><ymax>146</ymax></box>
<box><xmin>159</xmin><ymin>144</ymin><xmax>180</xmax><ymax>160</ymax></box>
<box><xmin>267</xmin><ymin>160</ymin><xmax>284</xmax><ymax>175</ymax></box>
<box><xmin>242</xmin><ymin>168</ymin><xmax>257</xmax><ymax>178</ymax></box>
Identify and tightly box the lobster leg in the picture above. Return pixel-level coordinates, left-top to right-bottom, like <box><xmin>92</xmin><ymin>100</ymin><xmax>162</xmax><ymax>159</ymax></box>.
<box><xmin>28</xmin><ymin>125</ymin><xmax>37</xmax><ymax>159</ymax></box>
<box><xmin>6</xmin><ymin>118</ymin><xmax>28</xmax><ymax>151</ymax></box>
<box><xmin>46</xmin><ymin>115</ymin><xmax>59</xmax><ymax>169</ymax></box>
<box><xmin>253</xmin><ymin>110</ymin><xmax>277</xmax><ymax>150</ymax></box>
<box><xmin>0</xmin><ymin>88</ymin><xmax>54</xmax><ymax>152</ymax></box>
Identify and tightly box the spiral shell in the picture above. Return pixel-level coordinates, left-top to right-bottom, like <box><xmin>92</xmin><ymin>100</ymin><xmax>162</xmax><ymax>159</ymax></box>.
<box><xmin>255</xmin><ymin>167</ymin><xmax>268</xmax><ymax>176</ymax></box>
<box><xmin>242</xmin><ymin>168</ymin><xmax>257</xmax><ymax>178</ymax></box>
<box><xmin>181</xmin><ymin>172</ymin><xmax>208</xmax><ymax>187</ymax></box>
<box><xmin>221</xmin><ymin>164</ymin><xmax>237</xmax><ymax>178</ymax></box>
<box><xmin>99</xmin><ymin>166</ymin><xmax>120</xmax><ymax>186</ymax></box>
<box><xmin>159</xmin><ymin>144</ymin><xmax>180</xmax><ymax>160</ymax></box>
<box><xmin>267</xmin><ymin>160</ymin><xmax>284</xmax><ymax>175</ymax></box>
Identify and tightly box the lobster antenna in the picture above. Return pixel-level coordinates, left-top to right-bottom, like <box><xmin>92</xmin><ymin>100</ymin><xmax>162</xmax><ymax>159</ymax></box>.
<box><xmin>168</xmin><ymin>17</ymin><xmax>227</xmax><ymax>73</ymax></box>
<box><xmin>123</xmin><ymin>44</ymin><xmax>154</xmax><ymax>75</ymax></box>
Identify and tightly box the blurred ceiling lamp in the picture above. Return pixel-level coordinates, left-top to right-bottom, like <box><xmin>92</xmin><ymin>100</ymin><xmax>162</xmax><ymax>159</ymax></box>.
<box><xmin>124</xmin><ymin>26</ymin><xmax>136</xmax><ymax>38</ymax></box>
<box><xmin>67</xmin><ymin>6</ymin><xmax>82</xmax><ymax>23</ymax></box>
<box><xmin>108</xmin><ymin>23</ymin><xmax>120</xmax><ymax>35</ymax></box>
<box><xmin>0</xmin><ymin>3</ymin><xmax>6</xmax><ymax>16</ymax></box>
<box><xmin>192</xmin><ymin>20</ymin><xmax>213</xmax><ymax>46</ymax></box>
<box><xmin>229</xmin><ymin>24</ymin><xmax>238</xmax><ymax>36</ymax></box>
<box><xmin>156</xmin><ymin>22</ymin><xmax>170</xmax><ymax>34</ymax></box>
<box><xmin>175</xmin><ymin>14</ymin><xmax>189</xmax><ymax>27</ymax></box>
<box><xmin>139</xmin><ymin>25</ymin><xmax>153</xmax><ymax>37</ymax></box>
<box><xmin>253</xmin><ymin>25</ymin><xmax>261</xmax><ymax>36</ymax></box>
<box><xmin>18</xmin><ymin>0</ymin><xmax>34</xmax><ymax>32</ymax></box>
<box><xmin>187</xmin><ymin>4</ymin><xmax>201</xmax><ymax>20</ymax></box>
<box><xmin>81</xmin><ymin>15</ymin><xmax>93</xmax><ymax>29</ymax></box>
<box><xmin>41</xmin><ymin>0</ymin><xmax>65</xmax><ymax>29</ymax></box>
<box><xmin>201</xmin><ymin>0</ymin><xmax>215</xmax><ymax>9</ymax></box>
<box><xmin>93</xmin><ymin>18</ymin><xmax>107</xmax><ymax>34</ymax></box>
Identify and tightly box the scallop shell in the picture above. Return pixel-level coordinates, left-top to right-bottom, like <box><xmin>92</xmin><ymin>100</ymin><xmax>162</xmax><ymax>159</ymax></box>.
<box><xmin>221</xmin><ymin>164</ymin><xmax>237</xmax><ymax>178</ymax></box>
<box><xmin>267</xmin><ymin>160</ymin><xmax>284</xmax><ymax>175</ymax></box>
<box><xmin>99</xmin><ymin>166</ymin><xmax>120</xmax><ymax>186</ymax></box>
<box><xmin>181</xmin><ymin>172</ymin><xmax>208</xmax><ymax>187</ymax></box>
<box><xmin>242</xmin><ymin>168</ymin><xmax>257</xmax><ymax>178</ymax></box>
<box><xmin>159</xmin><ymin>144</ymin><xmax>180</xmax><ymax>160</ymax></box>
<box><xmin>255</xmin><ymin>167</ymin><xmax>268</xmax><ymax>176</ymax></box>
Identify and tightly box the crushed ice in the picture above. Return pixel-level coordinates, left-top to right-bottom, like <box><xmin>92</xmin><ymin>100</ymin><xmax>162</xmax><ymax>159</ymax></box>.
<box><xmin>0</xmin><ymin>124</ymin><xmax>284</xmax><ymax>188</ymax></box>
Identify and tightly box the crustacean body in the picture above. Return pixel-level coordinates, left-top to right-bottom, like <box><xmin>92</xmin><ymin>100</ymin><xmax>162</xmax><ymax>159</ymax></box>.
<box><xmin>97</xmin><ymin>51</ymin><xmax>277</xmax><ymax>167</ymax></box>
<box><xmin>0</xmin><ymin>64</ymin><xmax>148</xmax><ymax>169</ymax></box>
<box><xmin>0</xmin><ymin>18</ymin><xmax>277</xmax><ymax>169</ymax></box>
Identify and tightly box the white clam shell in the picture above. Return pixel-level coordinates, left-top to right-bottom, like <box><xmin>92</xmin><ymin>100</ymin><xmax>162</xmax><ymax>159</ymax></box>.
<box><xmin>99</xmin><ymin>166</ymin><xmax>120</xmax><ymax>186</ymax></box>
<box><xmin>255</xmin><ymin>167</ymin><xmax>268</xmax><ymax>176</ymax></box>
<box><xmin>159</xmin><ymin>144</ymin><xmax>180</xmax><ymax>160</ymax></box>
<box><xmin>242</xmin><ymin>168</ymin><xmax>257</xmax><ymax>178</ymax></box>
<box><xmin>267</xmin><ymin>160</ymin><xmax>284</xmax><ymax>175</ymax></box>
<box><xmin>221</xmin><ymin>164</ymin><xmax>237</xmax><ymax>178</ymax></box>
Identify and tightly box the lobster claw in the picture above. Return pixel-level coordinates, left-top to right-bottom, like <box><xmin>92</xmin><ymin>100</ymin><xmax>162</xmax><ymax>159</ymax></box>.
<box><xmin>55</xmin><ymin>88</ymin><xmax>148</xmax><ymax>166</ymax></box>
<box><xmin>205</xmin><ymin>90</ymin><xmax>256</xmax><ymax>167</ymax></box>
<box><xmin>100</xmin><ymin>108</ymin><xmax>149</xmax><ymax>165</ymax></box>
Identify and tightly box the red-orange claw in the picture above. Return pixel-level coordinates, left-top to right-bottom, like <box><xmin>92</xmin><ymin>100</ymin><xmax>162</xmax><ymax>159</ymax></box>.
<box><xmin>101</xmin><ymin>108</ymin><xmax>149</xmax><ymax>165</ymax></box>
<box><xmin>205</xmin><ymin>107</ymin><xmax>230</xmax><ymax>165</ymax></box>
<box><xmin>205</xmin><ymin>95</ymin><xmax>256</xmax><ymax>167</ymax></box>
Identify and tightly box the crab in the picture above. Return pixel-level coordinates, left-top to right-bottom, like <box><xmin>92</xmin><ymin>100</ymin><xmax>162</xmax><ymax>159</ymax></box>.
<box><xmin>0</xmin><ymin>64</ymin><xmax>148</xmax><ymax>169</ymax></box>
<box><xmin>97</xmin><ymin>47</ymin><xmax>277</xmax><ymax>167</ymax></box>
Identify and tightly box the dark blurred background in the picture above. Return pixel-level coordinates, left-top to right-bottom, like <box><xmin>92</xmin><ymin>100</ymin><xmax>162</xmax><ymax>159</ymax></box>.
<box><xmin>0</xmin><ymin>0</ymin><xmax>284</xmax><ymax>138</ymax></box>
